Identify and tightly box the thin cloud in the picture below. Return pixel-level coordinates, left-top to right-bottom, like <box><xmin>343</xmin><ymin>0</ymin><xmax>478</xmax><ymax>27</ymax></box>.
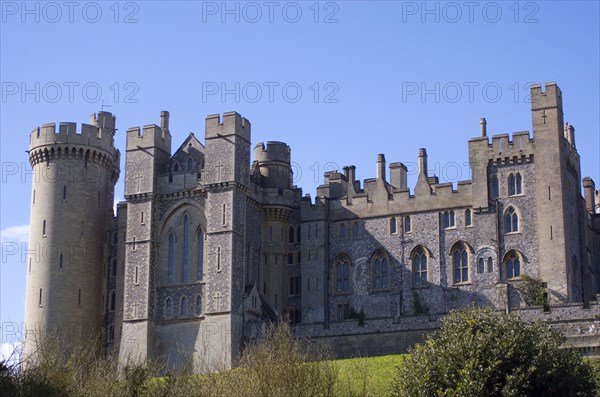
<box><xmin>0</xmin><ymin>224</ymin><xmax>29</xmax><ymax>244</ymax></box>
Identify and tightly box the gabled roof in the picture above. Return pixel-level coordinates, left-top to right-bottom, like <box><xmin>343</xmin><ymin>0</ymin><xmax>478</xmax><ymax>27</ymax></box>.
<box><xmin>171</xmin><ymin>133</ymin><xmax>205</xmax><ymax>161</ymax></box>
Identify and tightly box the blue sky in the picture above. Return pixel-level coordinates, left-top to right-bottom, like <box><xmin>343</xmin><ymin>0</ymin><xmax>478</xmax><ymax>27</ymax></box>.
<box><xmin>1</xmin><ymin>1</ymin><xmax>599</xmax><ymax>353</ymax></box>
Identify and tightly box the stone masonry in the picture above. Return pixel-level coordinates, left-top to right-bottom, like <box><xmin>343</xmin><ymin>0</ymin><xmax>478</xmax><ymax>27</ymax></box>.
<box><xmin>23</xmin><ymin>82</ymin><xmax>600</xmax><ymax>370</ymax></box>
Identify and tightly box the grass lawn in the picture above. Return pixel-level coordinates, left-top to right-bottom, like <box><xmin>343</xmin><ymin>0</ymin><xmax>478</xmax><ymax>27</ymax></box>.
<box><xmin>333</xmin><ymin>354</ymin><xmax>408</xmax><ymax>397</ymax></box>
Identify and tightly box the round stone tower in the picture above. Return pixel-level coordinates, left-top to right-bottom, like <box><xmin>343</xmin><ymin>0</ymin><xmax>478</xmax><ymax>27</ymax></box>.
<box><xmin>24</xmin><ymin>111</ymin><xmax>120</xmax><ymax>361</ymax></box>
<box><xmin>254</xmin><ymin>141</ymin><xmax>293</xmax><ymax>314</ymax></box>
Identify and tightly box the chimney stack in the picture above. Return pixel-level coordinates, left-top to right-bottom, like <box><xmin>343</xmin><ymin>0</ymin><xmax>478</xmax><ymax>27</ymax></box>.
<box><xmin>418</xmin><ymin>148</ymin><xmax>428</xmax><ymax>182</ymax></box>
<box><xmin>161</xmin><ymin>111</ymin><xmax>170</xmax><ymax>134</ymax></box>
<box><xmin>480</xmin><ymin>117</ymin><xmax>487</xmax><ymax>137</ymax></box>
<box><xmin>376</xmin><ymin>154</ymin><xmax>386</xmax><ymax>182</ymax></box>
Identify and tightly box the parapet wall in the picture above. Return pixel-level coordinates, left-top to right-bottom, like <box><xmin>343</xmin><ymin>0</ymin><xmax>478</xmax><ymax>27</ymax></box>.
<box><xmin>30</xmin><ymin>121</ymin><xmax>117</xmax><ymax>157</ymax></box>
<box><xmin>294</xmin><ymin>300</ymin><xmax>600</xmax><ymax>358</ymax></box>
<box><xmin>205</xmin><ymin>111</ymin><xmax>251</xmax><ymax>142</ymax></box>
<box><xmin>468</xmin><ymin>131</ymin><xmax>536</xmax><ymax>174</ymax></box>
<box><xmin>254</xmin><ymin>141</ymin><xmax>291</xmax><ymax>164</ymax></box>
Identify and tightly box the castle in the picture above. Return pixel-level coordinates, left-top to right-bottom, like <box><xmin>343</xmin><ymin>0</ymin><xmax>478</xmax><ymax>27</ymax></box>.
<box><xmin>23</xmin><ymin>82</ymin><xmax>600</xmax><ymax>370</ymax></box>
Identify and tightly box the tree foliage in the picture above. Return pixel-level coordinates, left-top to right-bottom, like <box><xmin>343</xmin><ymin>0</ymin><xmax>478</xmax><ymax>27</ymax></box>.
<box><xmin>390</xmin><ymin>308</ymin><xmax>596</xmax><ymax>397</ymax></box>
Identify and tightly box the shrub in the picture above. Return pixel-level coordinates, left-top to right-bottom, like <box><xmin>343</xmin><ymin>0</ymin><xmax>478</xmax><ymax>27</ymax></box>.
<box><xmin>390</xmin><ymin>307</ymin><xmax>597</xmax><ymax>397</ymax></box>
<box><xmin>239</xmin><ymin>321</ymin><xmax>338</xmax><ymax>397</ymax></box>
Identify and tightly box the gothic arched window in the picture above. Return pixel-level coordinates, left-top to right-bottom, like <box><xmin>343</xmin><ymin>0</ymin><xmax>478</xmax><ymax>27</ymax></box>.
<box><xmin>504</xmin><ymin>206</ymin><xmax>519</xmax><ymax>233</ymax></box>
<box><xmin>412</xmin><ymin>247</ymin><xmax>428</xmax><ymax>287</ymax></box>
<box><xmin>165</xmin><ymin>297</ymin><xmax>173</xmax><ymax>318</ymax></box>
<box><xmin>372</xmin><ymin>251</ymin><xmax>389</xmax><ymax>291</ymax></box>
<box><xmin>508</xmin><ymin>173</ymin><xmax>523</xmax><ymax>196</ymax></box>
<box><xmin>504</xmin><ymin>251</ymin><xmax>521</xmax><ymax>280</ymax></box>
<box><xmin>180</xmin><ymin>296</ymin><xmax>188</xmax><ymax>317</ymax></box>
<box><xmin>334</xmin><ymin>255</ymin><xmax>351</xmax><ymax>293</ymax></box>
<box><xmin>452</xmin><ymin>243</ymin><xmax>469</xmax><ymax>284</ymax></box>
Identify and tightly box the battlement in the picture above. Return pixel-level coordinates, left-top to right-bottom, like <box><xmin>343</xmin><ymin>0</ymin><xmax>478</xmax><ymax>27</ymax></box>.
<box><xmin>254</xmin><ymin>141</ymin><xmax>291</xmax><ymax>164</ymax></box>
<box><xmin>205</xmin><ymin>111</ymin><xmax>251</xmax><ymax>142</ymax></box>
<box><xmin>29</xmin><ymin>118</ymin><xmax>117</xmax><ymax>156</ymax></box>
<box><xmin>126</xmin><ymin>111</ymin><xmax>172</xmax><ymax>153</ymax></box>
<box><xmin>531</xmin><ymin>81</ymin><xmax>563</xmax><ymax>111</ymax></box>
<box><xmin>469</xmin><ymin>130</ymin><xmax>535</xmax><ymax>166</ymax></box>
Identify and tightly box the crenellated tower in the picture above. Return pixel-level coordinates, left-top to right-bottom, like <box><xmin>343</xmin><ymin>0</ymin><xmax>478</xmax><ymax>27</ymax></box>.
<box><xmin>202</xmin><ymin>112</ymin><xmax>252</xmax><ymax>367</ymax></box>
<box><xmin>254</xmin><ymin>141</ymin><xmax>294</xmax><ymax>314</ymax></box>
<box><xmin>118</xmin><ymin>112</ymin><xmax>172</xmax><ymax>365</ymax></box>
<box><xmin>530</xmin><ymin>83</ymin><xmax>585</xmax><ymax>302</ymax></box>
<box><xmin>24</xmin><ymin>111</ymin><xmax>120</xmax><ymax>361</ymax></box>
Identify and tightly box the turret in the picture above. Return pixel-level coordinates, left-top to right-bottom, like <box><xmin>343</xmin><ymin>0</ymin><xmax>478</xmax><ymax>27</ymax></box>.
<box><xmin>24</xmin><ymin>112</ymin><xmax>120</xmax><ymax>363</ymax></box>
<box><xmin>564</xmin><ymin>122</ymin><xmax>576</xmax><ymax>148</ymax></box>
<box><xmin>254</xmin><ymin>141</ymin><xmax>292</xmax><ymax>189</ymax></box>
<box><xmin>583</xmin><ymin>177</ymin><xmax>596</xmax><ymax>215</ymax></box>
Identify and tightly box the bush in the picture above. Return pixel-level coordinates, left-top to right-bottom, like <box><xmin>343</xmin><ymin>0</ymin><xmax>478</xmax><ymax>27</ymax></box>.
<box><xmin>390</xmin><ymin>308</ymin><xmax>597</xmax><ymax>397</ymax></box>
<box><xmin>239</xmin><ymin>321</ymin><xmax>338</xmax><ymax>397</ymax></box>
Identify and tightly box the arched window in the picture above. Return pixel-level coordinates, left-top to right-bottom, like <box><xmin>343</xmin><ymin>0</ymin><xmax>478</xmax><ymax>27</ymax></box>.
<box><xmin>353</xmin><ymin>222</ymin><xmax>359</xmax><ymax>239</ymax></box>
<box><xmin>168</xmin><ymin>232</ymin><xmax>175</xmax><ymax>284</ymax></box>
<box><xmin>173</xmin><ymin>162</ymin><xmax>179</xmax><ymax>172</ymax></box>
<box><xmin>197</xmin><ymin>228</ymin><xmax>204</xmax><ymax>281</ymax></box>
<box><xmin>110</xmin><ymin>291</ymin><xmax>116</xmax><ymax>311</ymax></box>
<box><xmin>504</xmin><ymin>207</ymin><xmax>519</xmax><ymax>233</ymax></box>
<box><xmin>182</xmin><ymin>215</ymin><xmax>189</xmax><ymax>283</ymax></box>
<box><xmin>465</xmin><ymin>209</ymin><xmax>472</xmax><ymax>226</ymax></box>
<box><xmin>59</xmin><ymin>254</ymin><xmax>64</xmax><ymax>270</ymax></box>
<box><xmin>297</xmin><ymin>225</ymin><xmax>301</xmax><ymax>242</ymax></box>
<box><xmin>195</xmin><ymin>295</ymin><xmax>202</xmax><ymax>315</ymax></box>
<box><xmin>477</xmin><ymin>257</ymin><xmax>484</xmax><ymax>274</ymax></box>
<box><xmin>288</xmin><ymin>252</ymin><xmax>294</xmax><ymax>265</ymax></box>
<box><xmin>289</xmin><ymin>226</ymin><xmax>295</xmax><ymax>243</ymax></box>
<box><xmin>42</xmin><ymin>219</ymin><xmax>46</xmax><ymax>236</ymax></box>
<box><xmin>390</xmin><ymin>217</ymin><xmax>397</xmax><ymax>234</ymax></box>
<box><xmin>487</xmin><ymin>257</ymin><xmax>493</xmax><ymax>273</ymax></box>
<box><xmin>452</xmin><ymin>243</ymin><xmax>469</xmax><ymax>284</ymax></box>
<box><xmin>490</xmin><ymin>175</ymin><xmax>499</xmax><ymax>198</ymax></box>
<box><xmin>504</xmin><ymin>251</ymin><xmax>521</xmax><ymax>279</ymax></box>
<box><xmin>180</xmin><ymin>296</ymin><xmax>188</xmax><ymax>317</ymax></box>
<box><xmin>443</xmin><ymin>211</ymin><xmax>455</xmax><ymax>229</ymax></box>
<box><xmin>334</xmin><ymin>255</ymin><xmax>351</xmax><ymax>293</ymax></box>
<box><xmin>372</xmin><ymin>251</ymin><xmax>389</xmax><ymax>291</ymax></box>
<box><xmin>404</xmin><ymin>216</ymin><xmax>411</xmax><ymax>233</ymax></box>
<box><xmin>508</xmin><ymin>173</ymin><xmax>523</xmax><ymax>196</ymax></box>
<box><xmin>187</xmin><ymin>158</ymin><xmax>193</xmax><ymax>171</ymax></box>
<box><xmin>165</xmin><ymin>297</ymin><xmax>173</xmax><ymax>318</ymax></box>
<box><xmin>339</xmin><ymin>223</ymin><xmax>346</xmax><ymax>239</ymax></box>
<box><xmin>412</xmin><ymin>247</ymin><xmax>428</xmax><ymax>287</ymax></box>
